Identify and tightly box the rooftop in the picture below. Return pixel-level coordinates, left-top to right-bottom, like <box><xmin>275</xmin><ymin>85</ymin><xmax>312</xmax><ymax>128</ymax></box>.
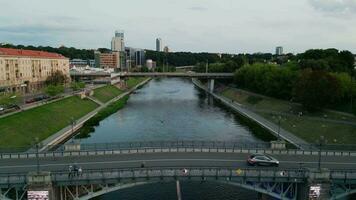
<box><xmin>0</xmin><ymin>48</ymin><xmax>67</xmax><ymax>59</ymax></box>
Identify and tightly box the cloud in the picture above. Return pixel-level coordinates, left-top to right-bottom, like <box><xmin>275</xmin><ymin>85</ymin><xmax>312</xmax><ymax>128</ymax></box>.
<box><xmin>0</xmin><ymin>24</ymin><xmax>94</xmax><ymax>34</ymax></box>
<box><xmin>189</xmin><ymin>6</ymin><xmax>207</xmax><ymax>11</ymax></box>
<box><xmin>309</xmin><ymin>0</ymin><xmax>356</xmax><ymax>14</ymax></box>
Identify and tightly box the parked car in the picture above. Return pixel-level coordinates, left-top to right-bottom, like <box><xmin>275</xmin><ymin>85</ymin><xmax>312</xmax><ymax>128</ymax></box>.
<box><xmin>0</xmin><ymin>107</ymin><xmax>4</xmax><ymax>111</ymax></box>
<box><xmin>247</xmin><ymin>154</ymin><xmax>279</xmax><ymax>167</ymax></box>
<box><xmin>25</xmin><ymin>95</ymin><xmax>50</xmax><ymax>104</ymax></box>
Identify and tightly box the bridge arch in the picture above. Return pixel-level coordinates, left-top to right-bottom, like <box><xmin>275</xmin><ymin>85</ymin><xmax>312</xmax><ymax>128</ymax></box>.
<box><xmin>60</xmin><ymin>179</ymin><xmax>298</xmax><ymax>200</ymax></box>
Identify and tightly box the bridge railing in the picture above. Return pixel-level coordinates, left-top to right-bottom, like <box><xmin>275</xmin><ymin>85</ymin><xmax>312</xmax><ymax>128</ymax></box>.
<box><xmin>2</xmin><ymin>140</ymin><xmax>356</xmax><ymax>159</ymax></box>
<box><xmin>2</xmin><ymin>167</ymin><xmax>356</xmax><ymax>188</ymax></box>
<box><xmin>0</xmin><ymin>167</ymin><xmax>308</xmax><ymax>187</ymax></box>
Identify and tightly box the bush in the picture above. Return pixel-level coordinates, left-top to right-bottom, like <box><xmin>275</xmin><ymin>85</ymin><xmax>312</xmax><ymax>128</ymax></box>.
<box><xmin>75</xmin><ymin>96</ymin><xmax>129</xmax><ymax>138</ymax></box>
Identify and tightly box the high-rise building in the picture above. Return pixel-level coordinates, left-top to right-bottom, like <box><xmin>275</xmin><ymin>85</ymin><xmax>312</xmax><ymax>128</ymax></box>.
<box><xmin>125</xmin><ymin>47</ymin><xmax>145</xmax><ymax>69</ymax></box>
<box><xmin>156</xmin><ymin>38</ymin><xmax>163</xmax><ymax>52</ymax></box>
<box><xmin>276</xmin><ymin>46</ymin><xmax>283</xmax><ymax>55</ymax></box>
<box><xmin>0</xmin><ymin>48</ymin><xmax>69</xmax><ymax>93</ymax></box>
<box><xmin>111</xmin><ymin>31</ymin><xmax>125</xmax><ymax>52</ymax></box>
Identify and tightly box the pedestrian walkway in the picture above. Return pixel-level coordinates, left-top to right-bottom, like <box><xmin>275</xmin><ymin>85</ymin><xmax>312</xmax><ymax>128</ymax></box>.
<box><xmin>192</xmin><ymin>79</ymin><xmax>311</xmax><ymax>150</ymax></box>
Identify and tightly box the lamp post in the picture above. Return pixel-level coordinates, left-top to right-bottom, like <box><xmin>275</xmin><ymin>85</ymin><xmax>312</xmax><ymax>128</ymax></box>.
<box><xmin>277</xmin><ymin>116</ymin><xmax>281</xmax><ymax>141</ymax></box>
<box><xmin>317</xmin><ymin>135</ymin><xmax>327</xmax><ymax>171</ymax></box>
<box><xmin>205</xmin><ymin>60</ymin><xmax>209</xmax><ymax>74</ymax></box>
<box><xmin>34</xmin><ymin>137</ymin><xmax>40</xmax><ymax>174</ymax></box>
<box><xmin>70</xmin><ymin>117</ymin><xmax>76</xmax><ymax>134</ymax></box>
<box><xmin>70</xmin><ymin>117</ymin><xmax>77</xmax><ymax>143</ymax></box>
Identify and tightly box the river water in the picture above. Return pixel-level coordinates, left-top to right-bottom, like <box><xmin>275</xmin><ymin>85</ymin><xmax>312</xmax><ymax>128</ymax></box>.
<box><xmin>74</xmin><ymin>78</ymin><xmax>264</xmax><ymax>199</ymax></box>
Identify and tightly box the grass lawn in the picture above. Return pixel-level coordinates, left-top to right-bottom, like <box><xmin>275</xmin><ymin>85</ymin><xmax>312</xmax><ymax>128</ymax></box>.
<box><xmin>220</xmin><ymin>87</ymin><xmax>356</xmax><ymax>145</ymax></box>
<box><xmin>0</xmin><ymin>96</ymin><xmax>98</xmax><ymax>150</ymax></box>
<box><xmin>93</xmin><ymin>85</ymin><xmax>123</xmax><ymax>103</ymax></box>
<box><xmin>259</xmin><ymin>112</ymin><xmax>356</xmax><ymax>145</ymax></box>
<box><xmin>127</xmin><ymin>77</ymin><xmax>147</xmax><ymax>89</ymax></box>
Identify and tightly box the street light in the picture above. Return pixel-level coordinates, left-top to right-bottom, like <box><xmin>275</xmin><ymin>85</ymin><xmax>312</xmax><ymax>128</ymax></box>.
<box><xmin>34</xmin><ymin>137</ymin><xmax>40</xmax><ymax>174</ymax></box>
<box><xmin>70</xmin><ymin>117</ymin><xmax>77</xmax><ymax>134</ymax></box>
<box><xmin>205</xmin><ymin>60</ymin><xmax>209</xmax><ymax>74</ymax></box>
<box><xmin>277</xmin><ymin>116</ymin><xmax>282</xmax><ymax>141</ymax></box>
<box><xmin>317</xmin><ymin>135</ymin><xmax>327</xmax><ymax>171</ymax></box>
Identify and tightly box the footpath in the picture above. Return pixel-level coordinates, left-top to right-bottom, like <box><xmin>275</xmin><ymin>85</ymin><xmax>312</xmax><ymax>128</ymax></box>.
<box><xmin>38</xmin><ymin>78</ymin><xmax>151</xmax><ymax>152</ymax></box>
<box><xmin>192</xmin><ymin>79</ymin><xmax>310</xmax><ymax>150</ymax></box>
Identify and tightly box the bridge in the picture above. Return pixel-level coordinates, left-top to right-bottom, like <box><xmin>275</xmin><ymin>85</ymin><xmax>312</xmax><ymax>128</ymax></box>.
<box><xmin>70</xmin><ymin>72</ymin><xmax>231</xmax><ymax>92</ymax></box>
<box><xmin>70</xmin><ymin>71</ymin><xmax>234</xmax><ymax>79</ymax></box>
<box><xmin>1</xmin><ymin>141</ymin><xmax>356</xmax><ymax>200</ymax></box>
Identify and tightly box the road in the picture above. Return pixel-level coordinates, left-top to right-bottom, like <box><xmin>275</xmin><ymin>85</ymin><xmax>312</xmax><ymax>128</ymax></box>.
<box><xmin>0</xmin><ymin>152</ymin><xmax>355</xmax><ymax>175</ymax></box>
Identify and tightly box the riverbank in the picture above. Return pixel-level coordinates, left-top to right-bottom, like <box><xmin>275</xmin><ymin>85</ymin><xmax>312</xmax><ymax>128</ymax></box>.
<box><xmin>0</xmin><ymin>96</ymin><xmax>99</xmax><ymax>151</ymax></box>
<box><xmin>219</xmin><ymin>86</ymin><xmax>356</xmax><ymax>145</ymax></box>
<box><xmin>39</xmin><ymin>78</ymin><xmax>151</xmax><ymax>151</ymax></box>
<box><xmin>192</xmin><ymin>79</ymin><xmax>309</xmax><ymax>149</ymax></box>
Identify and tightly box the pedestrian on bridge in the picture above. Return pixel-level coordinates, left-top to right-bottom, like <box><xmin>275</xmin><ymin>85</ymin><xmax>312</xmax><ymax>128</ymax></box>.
<box><xmin>68</xmin><ymin>165</ymin><xmax>73</xmax><ymax>178</ymax></box>
<box><xmin>78</xmin><ymin>167</ymin><xmax>82</xmax><ymax>176</ymax></box>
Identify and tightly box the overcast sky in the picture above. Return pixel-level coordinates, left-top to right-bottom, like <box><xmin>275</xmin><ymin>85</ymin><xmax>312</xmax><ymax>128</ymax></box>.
<box><xmin>0</xmin><ymin>0</ymin><xmax>355</xmax><ymax>53</ymax></box>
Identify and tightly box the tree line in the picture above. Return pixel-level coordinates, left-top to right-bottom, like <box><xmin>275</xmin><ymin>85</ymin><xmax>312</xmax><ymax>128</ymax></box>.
<box><xmin>0</xmin><ymin>44</ymin><xmax>94</xmax><ymax>60</ymax></box>
<box><xmin>233</xmin><ymin>49</ymin><xmax>355</xmax><ymax>113</ymax></box>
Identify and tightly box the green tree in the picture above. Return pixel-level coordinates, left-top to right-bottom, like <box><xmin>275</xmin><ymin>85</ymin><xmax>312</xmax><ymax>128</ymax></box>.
<box><xmin>293</xmin><ymin>70</ymin><xmax>341</xmax><ymax>111</ymax></box>
<box><xmin>45</xmin><ymin>71</ymin><xmax>69</xmax><ymax>86</ymax></box>
<box><xmin>45</xmin><ymin>85</ymin><xmax>64</xmax><ymax>97</ymax></box>
<box><xmin>70</xmin><ymin>82</ymin><xmax>85</xmax><ymax>91</ymax></box>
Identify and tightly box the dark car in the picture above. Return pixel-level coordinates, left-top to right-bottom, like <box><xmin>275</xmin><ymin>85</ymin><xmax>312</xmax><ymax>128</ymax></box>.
<box><xmin>247</xmin><ymin>154</ymin><xmax>279</xmax><ymax>167</ymax></box>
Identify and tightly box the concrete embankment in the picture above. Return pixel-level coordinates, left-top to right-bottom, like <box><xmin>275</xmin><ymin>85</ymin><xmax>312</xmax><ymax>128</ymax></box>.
<box><xmin>39</xmin><ymin>78</ymin><xmax>151</xmax><ymax>152</ymax></box>
<box><xmin>192</xmin><ymin>79</ymin><xmax>310</xmax><ymax>150</ymax></box>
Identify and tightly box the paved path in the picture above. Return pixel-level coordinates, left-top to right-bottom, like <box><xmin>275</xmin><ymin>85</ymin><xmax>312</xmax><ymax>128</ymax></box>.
<box><xmin>192</xmin><ymin>79</ymin><xmax>310</xmax><ymax>149</ymax></box>
<box><xmin>0</xmin><ymin>152</ymin><xmax>355</xmax><ymax>174</ymax></box>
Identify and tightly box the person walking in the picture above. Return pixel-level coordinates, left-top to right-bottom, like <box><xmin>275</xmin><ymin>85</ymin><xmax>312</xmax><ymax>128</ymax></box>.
<box><xmin>78</xmin><ymin>167</ymin><xmax>83</xmax><ymax>177</ymax></box>
<box><xmin>68</xmin><ymin>165</ymin><xmax>73</xmax><ymax>178</ymax></box>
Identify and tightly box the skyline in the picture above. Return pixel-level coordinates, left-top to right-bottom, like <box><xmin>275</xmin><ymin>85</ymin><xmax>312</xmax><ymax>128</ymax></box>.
<box><xmin>0</xmin><ymin>0</ymin><xmax>356</xmax><ymax>53</ymax></box>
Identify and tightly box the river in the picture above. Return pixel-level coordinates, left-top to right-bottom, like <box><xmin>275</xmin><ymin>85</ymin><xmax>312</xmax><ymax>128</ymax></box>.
<box><xmin>73</xmin><ymin>78</ymin><xmax>264</xmax><ymax>199</ymax></box>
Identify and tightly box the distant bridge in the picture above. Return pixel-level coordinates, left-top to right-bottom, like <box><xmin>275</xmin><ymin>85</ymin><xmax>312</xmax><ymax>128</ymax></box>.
<box><xmin>1</xmin><ymin>141</ymin><xmax>356</xmax><ymax>199</ymax></box>
<box><xmin>70</xmin><ymin>71</ymin><xmax>234</xmax><ymax>79</ymax></box>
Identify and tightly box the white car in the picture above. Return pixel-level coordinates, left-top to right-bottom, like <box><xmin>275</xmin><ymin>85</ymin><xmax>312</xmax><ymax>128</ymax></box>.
<box><xmin>0</xmin><ymin>107</ymin><xmax>4</xmax><ymax>111</ymax></box>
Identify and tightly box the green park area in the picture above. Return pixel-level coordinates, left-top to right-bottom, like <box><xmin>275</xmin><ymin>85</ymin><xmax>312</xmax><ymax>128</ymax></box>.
<box><xmin>93</xmin><ymin>85</ymin><xmax>123</xmax><ymax>103</ymax></box>
<box><xmin>220</xmin><ymin>88</ymin><xmax>356</xmax><ymax>145</ymax></box>
<box><xmin>92</xmin><ymin>78</ymin><xmax>147</xmax><ymax>103</ymax></box>
<box><xmin>0</xmin><ymin>96</ymin><xmax>98</xmax><ymax>150</ymax></box>
<box><xmin>127</xmin><ymin>77</ymin><xmax>147</xmax><ymax>89</ymax></box>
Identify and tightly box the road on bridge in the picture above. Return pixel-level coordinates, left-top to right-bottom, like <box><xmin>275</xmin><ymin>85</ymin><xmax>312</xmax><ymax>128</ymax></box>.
<box><xmin>0</xmin><ymin>152</ymin><xmax>355</xmax><ymax>174</ymax></box>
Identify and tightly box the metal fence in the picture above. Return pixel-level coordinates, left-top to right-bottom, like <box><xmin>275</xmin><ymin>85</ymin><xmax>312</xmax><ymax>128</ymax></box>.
<box><xmin>1</xmin><ymin>141</ymin><xmax>356</xmax><ymax>159</ymax></box>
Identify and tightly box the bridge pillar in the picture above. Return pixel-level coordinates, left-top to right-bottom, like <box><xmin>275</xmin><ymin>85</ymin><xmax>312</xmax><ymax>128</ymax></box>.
<box><xmin>296</xmin><ymin>169</ymin><xmax>332</xmax><ymax>200</ymax></box>
<box><xmin>27</xmin><ymin>172</ymin><xmax>58</xmax><ymax>200</ymax></box>
<box><xmin>257</xmin><ymin>192</ymin><xmax>269</xmax><ymax>200</ymax></box>
<box><xmin>208</xmin><ymin>79</ymin><xmax>215</xmax><ymax>93</ymax></box>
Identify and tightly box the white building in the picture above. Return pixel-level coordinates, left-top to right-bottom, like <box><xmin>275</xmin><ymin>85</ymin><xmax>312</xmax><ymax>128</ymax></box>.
<box><xmin>276</xmin><ymin>46</ymin><xmax>283</xmax><ymax>55</ymax></box>
<box><xmin>111</xmin><ymin>31</ymin><xmax>125</xmax><ymax>52</ymax></box>
<box><xmin>156</xmin><ymin>38</ymin><xmax>163</xmax><ymax>52</ymax></box>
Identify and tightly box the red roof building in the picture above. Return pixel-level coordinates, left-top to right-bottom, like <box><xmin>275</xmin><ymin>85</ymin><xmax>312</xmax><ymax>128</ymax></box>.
<box><xmin>0</xmin><ymin>48</ymin><xmax>67</xmax><ymax>59</ymax></box>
